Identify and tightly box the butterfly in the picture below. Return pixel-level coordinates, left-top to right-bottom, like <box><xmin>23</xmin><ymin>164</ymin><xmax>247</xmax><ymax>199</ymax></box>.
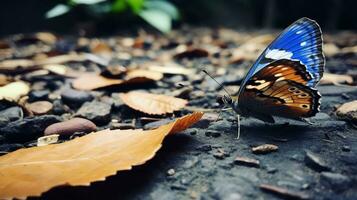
<box><xmin>221</xmin><ymin>17</ymin><xmax>325</xmax><ymax>139</ymax></box>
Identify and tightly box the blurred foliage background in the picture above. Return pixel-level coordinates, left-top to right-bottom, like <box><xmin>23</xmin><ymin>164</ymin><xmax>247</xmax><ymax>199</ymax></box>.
<box><xmin>0</xmin><ymin>0</ymin><xmax>356</xmax><ymax>36</ymax></box>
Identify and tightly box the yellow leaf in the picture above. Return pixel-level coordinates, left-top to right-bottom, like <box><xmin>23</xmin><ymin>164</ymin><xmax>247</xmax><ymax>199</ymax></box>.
<box><xmin>0</xmin><ymin>112</ymin><xmax>204</xmax><ymax>200</ymax></box>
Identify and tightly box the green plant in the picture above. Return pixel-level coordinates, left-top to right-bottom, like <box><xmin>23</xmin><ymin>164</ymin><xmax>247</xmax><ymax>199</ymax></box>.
<box><xmin>46</xmin><ymin>0</ymin><xmax>180</xmax><ymax>33</ymax></box>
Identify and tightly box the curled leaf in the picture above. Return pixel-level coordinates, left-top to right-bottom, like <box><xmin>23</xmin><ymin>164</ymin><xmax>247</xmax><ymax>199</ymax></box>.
<box><xmin>0</xmin><ymin>112</ymin><xmax>203</xmax><ymax>199</ymax></box>
<box><xmin>119</xmin><ymin>91</ymin><xmax>188</xmax><ymax>115</ymax></box>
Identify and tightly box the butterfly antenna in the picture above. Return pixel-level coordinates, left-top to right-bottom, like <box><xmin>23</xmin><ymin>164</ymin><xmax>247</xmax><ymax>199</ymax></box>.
<box><xmin>202</xmin><ymin>70</ymin><xmax>232</xmax><ymax>98</ymax></box>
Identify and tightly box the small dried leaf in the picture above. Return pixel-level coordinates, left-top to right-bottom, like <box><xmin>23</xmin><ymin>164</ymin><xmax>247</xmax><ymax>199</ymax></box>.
<box><xmin>260</xmin><ymin>184</ymin><xmax>309</xmax><ymax>199</ymax></box>
<box><xmin>0</xmin><ymin>81</ymin><xmax>30</xmax><ymax>102</ymax></box>
<box><xmin>119</xmin><ymin>91</ymin><xmax>188</xmax><ymax>115</ymax></box>
<box><xmin>320</xmin><ymin>73</ymin><xmax>353</xmax><ymax>85</ymax></box>
<box><xmin>72</xmin><ymin>73</ymin><xmax>123</xmax><ymax>90</ymax></box>
<box><xmin>252</xmin><ymin>144</ymin><xmax>278</xmax><ymax>154</ymax></box>
<box><xmin>43</xmin><ymin>64</ymin><xmax>67</xmax><ymax>76</ymax></box>
<box><xmin>174</xmin><ymin>48</ymin><xmax>209</xmax><ymax>59</ymax></box>
<box><xmin>126</xmin><ymin>69</ymin><xmax>163</xmax><ymax>81</ymax></box>
<box><xmin>0</xmin><ymin>112</ymin><xmax>203</xmax><ymax>199</ymax></box>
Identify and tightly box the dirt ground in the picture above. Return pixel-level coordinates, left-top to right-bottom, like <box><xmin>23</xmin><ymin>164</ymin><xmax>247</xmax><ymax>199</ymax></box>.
<box><xmin>0</xmin><ymin>28</ymin><xmax>356</xmax><ymax>200</ymax></box>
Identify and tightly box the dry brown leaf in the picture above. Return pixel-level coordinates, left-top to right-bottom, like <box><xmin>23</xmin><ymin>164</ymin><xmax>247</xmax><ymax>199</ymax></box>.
<box><xmin>0</xmin><ymin>112</ymin><xmax>203</xmax><ymax>200</ymax></box>
<box><xmin>320</xmin><ymin>73</ymin><xmax>354</xmax><ymax>85</ymax></box>
<box><xmin>0</xmin><ymin>81</ymin><xmax>30</xmax><ymax>101</ymax></box>
<box><xmin>147</xmin><ymin>65</ymin><xmax>194</xmax><ymax>75</ymax></box>
<box><xmin>72</xmin><ymin>73</ymin><xmax>123</xmax><ymax>90</ymax></box>
<box><xmin>126</xmin><ymin>69</ymin><xmax>163</xmax><ymax>81</ymax></box>
<box><xmin>72</xmin><ymin>70</ymin><xmax>163</xmax><ymax>91</ymax></box>
<box><xmin>119</xmin><ymin>91</ymin><xmax>188</xmax><ymax>115</ymax></box>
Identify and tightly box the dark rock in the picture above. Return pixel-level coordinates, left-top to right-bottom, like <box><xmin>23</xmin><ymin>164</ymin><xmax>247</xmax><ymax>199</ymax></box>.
<box><xmin>205</xmin><ymin>130</ymin><xmax>221</xmax><ymax>137</ymax></box>
<box><xmin>28</xmin><ymin>90</ymin><xmax>49</xmax><ymax>102</ymax></box>
<box><xmin>52</xmin><ymin>99</ymin><xmax>68</xmax><ymax>115</ymax></box>
<box><xmin>61</xmin><ymin>89</ymin><xmax>93</xmax><ymax>108</ymax></box>
<box><xmin>0</xmin><ymin>135</ymin><xmax>5</xmax><ymax>144</ymax></box>
<box><xmin>342</xmin><ymin>145</ymin><xmax>351</xmax><ymax>152</ymax></box>
<box><xmin>0</xmin><ymin>115</ymin><xmax>61</xmax><ymax>142</ymax></box>
<box><xmin>321</xmin><ymin>172</ymin><xmax>351</xmax><ymax>192</ymax></box>
<box><xmin>44</xmin><ymin>118</ymin><xmax>97</xmax><ymax>136</ymax></box>
<box><xmin>208</xmin><ymin>119</ymin><xmax>232</xmax><ymax>132</ymax></box>
<box><xmin>304</xmin><ymin>150</ymin><xmax>331</xmax><ymax>172</ymax></box>
<box><xmin>0</xmin><ymin>106</ymin><xmax>23</xmax><ymax>127</ymax></box>
<box><xmin>0</xmin><ymin>143</ymin><xmax>24</xmax><ymax>152</ymax></box>
<box><xmin>196</xmin><ymin>144</ymin><xmax>212</xmax><ymax>152</ymax></box>
<box><xmin>75</xmin><ymin>101</ymin><xmax>111</xmax><ymax>125</ymax></box>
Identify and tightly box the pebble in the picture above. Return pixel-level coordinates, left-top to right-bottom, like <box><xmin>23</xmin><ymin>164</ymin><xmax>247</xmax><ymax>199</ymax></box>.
<box><xmin>207</xmin><ymin>119</ymin><xmax>232</xmax><ymax>132</ymax></box>
<box><xmin>335</xmin><ymin>100</ymin><xmax>357</xmax><ymax>123</ymax></box>
<box><xmin>26</xmin><ymin>101</ymin><xmax>53</xmax><ymax>115</ymax></box>
<box><xmin>75</xmin><ymin>100</ymin><xmax>112</xmax><ymax>125</ymax></box>
<box><xmin>320</xmin><ymin>172</ymin><xmax>351</xmax><ymax>192</ymax></box>
<box><xmin>0</xmin><ymin>106</ymin><xmax>23</xmax><ymax>127</ymax></box>
<box><xmin>0</xmin><ymin>115</ymin><xmax>61</xmax><ymax>142</ymax></box>
<box><xmin>52</xmin><ymin>99</ymin><xmax>68</xmax><ymax>115</ymax></box>
<box><xmin>205</xmin><ymin>130</ymin><xmax>221</xmax><ymax>138</ymax></box>
<box><xmin>252</xmin><ymin>144</ymin><xmax>278</xmax><ymax>154</ymax></box>
<box><xmin>44</xmin><ymin>117</ymin><xmax>97</xmax><ymax>136</ymax></box>
<box><xmin>167</xmin><ymin>168</ymin><xmax>176</xmax><ymax>176</ymax></box>
<box><xmin>234</xmin><ymin>156</ymin><xmax>260</xmax><ymax>168</ymax></box>
<box><xmin>195</xmin><ymin>144</ymin><xmax>212</xmax><ymax>152</ymax></box>
<box><xmin>28</xmin><ymin>90</ymin><xmax>49</xmax><ymax>102</ymax></box>
<box><xmin>61</xmin><ymin>89</ymin><xmax>93</xmax><ymax>108</ymax></box>
<box><xmin>213</xmin><ymin>148</ymin><xmax>228</xmax><ymax>159</ymax></box>
<box><xmin>342</xmin><ymin>145</ymin><xmax>350</xmax><ymax>152</ymax></box>
<box><xmin>304</xmin><ymin>150</ymin><xmax>331</xmax><ymax>172</ymax></box>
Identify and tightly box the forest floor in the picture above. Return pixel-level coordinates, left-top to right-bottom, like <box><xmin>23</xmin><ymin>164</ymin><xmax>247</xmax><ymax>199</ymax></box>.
<box><xmin>0</xmin><ymin>27</ymin><xmax>356</xmax><ymax>200</ymax></box>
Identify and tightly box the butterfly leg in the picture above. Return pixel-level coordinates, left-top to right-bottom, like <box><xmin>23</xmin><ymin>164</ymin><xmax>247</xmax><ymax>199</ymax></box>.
<box><xmin>236</xmin><ymin>114</ymin><xmax>241</xmax><ymax>140</ymax></box>
<box><xmin>216</xmin><ymin>107</ymin><xmax>233</xmax><ymax>122</ymax></box>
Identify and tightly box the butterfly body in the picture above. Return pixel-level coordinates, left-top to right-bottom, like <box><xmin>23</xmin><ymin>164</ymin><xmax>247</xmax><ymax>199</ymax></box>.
<box><xmin>223</xmin><ymin>17</ymin><xmax>324</xmax><ymax>128</ymax></box>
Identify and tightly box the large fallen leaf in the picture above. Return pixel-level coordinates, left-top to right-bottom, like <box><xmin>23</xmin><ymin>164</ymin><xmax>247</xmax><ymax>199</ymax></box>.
<box><xmin>119</xmin><ymin>91</ymin><xmax>188</xmax><ymax>114</ymax></box>
<box><xmin>0</xmin><ymin>112</ymin><xmax>204</xmax><ymax>200</ymax></box>
<box><xmin>320</xmin><ymin>73</ymin><xmax>353</xmax><ymax>85</ymax></box>
<box><xmin>0</xmin><ymin>81</ymin><xmax>30</xmax><ymax>101</ymax></box>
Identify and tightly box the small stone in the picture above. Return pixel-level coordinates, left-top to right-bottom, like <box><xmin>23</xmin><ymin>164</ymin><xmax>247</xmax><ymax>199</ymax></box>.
<box><xmin>26</xmin><ymin>101</ymin><xmax>53</xmax><ymax>115</ymax></box>
<box><xmin>0</xmin><ymin>106</ymin><xmax>23</xmax><ymax>127</ymax></box>
<box><xmin>252</xmin><ymin>144</ymin><xmax>278</xmax><ymax>154</ymax></box>
<box><xmin>304</xmin><ymin>150</ymin><xmax>331</xmax><ymax>172</ymax></box>
<box><xmin>321</xmin><ymin>172</ymin><xmax>351</xmax><ymax>192</ymax></box>
<box><xmin>37</xmin><ymin>134</ymin><xmax>59</xmax><ymax>146</ymax></box>
<box><xmin>213</xmin><ymin>148</ymin><xmax>228</xmax><ymax>159</ymax></box>
<box><xmin>28</xmin><ymin>90</ymin><xmax>49</xmax><ymax>102</ymax></box>
<box><xmin>205</xmin><ymin>130</ymin><xmax>221</xmax><ymax>138</ymax></box>
<box><xmin>0</xmin><ymin>143</ymin><xmax>24</xmax><ymax>152</ymax></box>
<box><xmin>75</xmin><ymin>100</ymin><xmax>111</xmax><ymax>125</ymax></box>
<box><xmin>335</xmin><ymin>100</ymin><xmax>357</xmax><ymax>123</ymax></box>
<box><xmin>196</xmin><ymin>144</ymin><xmax>212</xmax><ymax>152</ymax></box>
<box><xmin>208</xmin><ymin>119</ymin><xmax>232</xmax><ymax>132</ymax></box>
<box><xmin>61</xmin><ymin>89</ymin><xmax>93</xmax><ymax>108</ymax></box>
<box><xmin>44</xmin><ymin>118</ymin><xmax>97</xmax><ymax>136</ymax></box>
<box><xmin>52</xmin><ymin>99</ymin><xmax>68</xmax><ymax>115</ymax></box>
<box><xmin>342</xmin><ymin>145</ymin><xmax>350</xmax><ymax>152</ymax></box>
<box><xmin>0</xmin><ymin>115</ymin><xmax>61</xmax><ymax>142</ymax></box>
<box><xmin>167</xmin><ymin>168</ymin><xmax>175</xmax><ymax>176</ymax></box>
<box><xmin>234</xmin><ymin>156</ymin><xmax>260</xmax><ymax>168</ymax></box>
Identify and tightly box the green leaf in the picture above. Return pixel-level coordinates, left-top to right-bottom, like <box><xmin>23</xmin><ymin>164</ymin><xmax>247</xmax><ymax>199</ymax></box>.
<box><xmin>72</xmin><ymin>0</ymin><xmax>106</xmax><ymax>5</ymax></box>
<box><xmin>144</xmin><ymin>0</ymin><xmax>179</xmax><ymax>20</ymax></box>
<box><xmin>45</xmin><ymin>4</ymin><xmax>70</xmax><ymax>18</ymax></box>
<box><xmin>111</xmin><ymin>0</ymin><xmax>127</xmax><ymax>13</ymax></box>
<box><xmin>139</xmin><ymin>9</ymin><xmax>171</xmax><ymax>33</ymax></box>
<box><xmin>127</xmin><ymin>0</ymin><xmax>144</xmax><ymax>13</ymax></box>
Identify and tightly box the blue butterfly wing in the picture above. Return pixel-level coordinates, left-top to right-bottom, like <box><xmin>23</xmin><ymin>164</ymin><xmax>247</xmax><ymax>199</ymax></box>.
<box><xmin>239</xmin><ymin>17</ymin><xmax>325</xmax><ymax>91</ymax></box>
